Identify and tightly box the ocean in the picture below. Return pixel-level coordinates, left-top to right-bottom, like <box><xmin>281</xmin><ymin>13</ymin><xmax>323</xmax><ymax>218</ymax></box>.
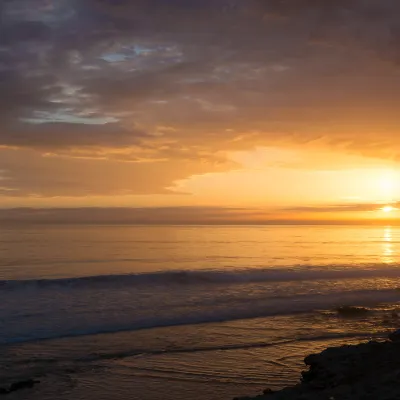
<box><xmin>1</xmin><ymin>224</ymin><xmax>400</xmax><ymax>399</ymax></box>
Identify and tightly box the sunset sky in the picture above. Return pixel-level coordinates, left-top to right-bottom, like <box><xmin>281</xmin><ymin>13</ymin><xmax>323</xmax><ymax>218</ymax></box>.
<box><xmin>1</xmin><ymin>0</ymin><xmax>400</xmax><ymax>223</ymax></box>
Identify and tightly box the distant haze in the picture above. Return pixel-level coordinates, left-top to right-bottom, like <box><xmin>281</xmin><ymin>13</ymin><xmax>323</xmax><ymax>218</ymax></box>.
<box><xmin>1</xmin><ymin>207</ymin><xmax>399</xmax><ymax>225</ymax></box>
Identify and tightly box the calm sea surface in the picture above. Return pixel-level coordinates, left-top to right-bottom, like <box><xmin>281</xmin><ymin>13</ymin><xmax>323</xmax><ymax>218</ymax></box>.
<box><xmin>1</xmin><ymin>225</ymin><xmax>400</xmax><ymax>399</ymax></box>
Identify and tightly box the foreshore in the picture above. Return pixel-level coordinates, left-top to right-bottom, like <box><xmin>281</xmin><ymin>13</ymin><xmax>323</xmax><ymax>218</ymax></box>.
<box><xmin>3</xmin><ymin>329</ymin><xmax>400</xmax><ymax>399</ymax></box>
<box><xmin>236</xmin><ymin>330</ymin><xmax>400</xmax><ymax>400</ymax></box>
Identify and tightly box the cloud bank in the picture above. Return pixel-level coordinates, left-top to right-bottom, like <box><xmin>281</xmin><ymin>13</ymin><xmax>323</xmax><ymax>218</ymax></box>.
<box><xmin>1</xmin><ymin>0</ymin><xmax>400</xmax><ymax>197</ymax></box>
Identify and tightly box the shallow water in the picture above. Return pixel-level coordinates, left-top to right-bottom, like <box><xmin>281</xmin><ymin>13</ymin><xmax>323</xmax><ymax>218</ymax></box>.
<box><xmin>1</xmin><ymin>225</ymin><xmax>400</xmax><ymax>399</ymax></box>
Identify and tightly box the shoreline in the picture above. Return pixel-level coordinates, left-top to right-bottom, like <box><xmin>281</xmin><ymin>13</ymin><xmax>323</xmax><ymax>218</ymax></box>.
<box><xmin>236</xmin><ymin>330</ymin><xmax>400</xmax><ymax>400</ymax></box>
<box><xmin>2</xmin><ymin>329</ymin><xmax>399</xmax><ymax>399</ymax></box>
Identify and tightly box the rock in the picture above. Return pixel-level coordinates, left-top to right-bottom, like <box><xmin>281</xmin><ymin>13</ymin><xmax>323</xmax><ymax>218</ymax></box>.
<box><xmin>235</xmin><ymin>337</ymin><xmax>400</xmax><ymax>400</ymax></box>
<box><xmin>389</xmin><ymin>329</ymin><xmax>400</xmax><ymax>342</ymax></box>
<box><xmin>9</xmin><ymin>379</ymin><xmax>39</xmax><ymax>392</ymax></box>
<box><xmin>336</xmin><ymin>306</ymin><xmax>370</xmax><ymax>317</ymax></box>
<box><xmin>0</xmin><ymin>379</ymin><xmax>40</xmax><ymax>395</ymax></box>
<box><xmin>262</xmin><ymin>388</ymin><xmax>274</xmax><ymax>395</ymax></box>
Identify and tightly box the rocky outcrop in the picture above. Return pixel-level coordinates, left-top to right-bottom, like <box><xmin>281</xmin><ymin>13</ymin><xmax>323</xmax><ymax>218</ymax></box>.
<box><xmin>335</xmin><ymin>305</ymin><xmax>370</xmax><ymax>317</ymax></box>
<box><xmin>235</xmin><ymin>332</ymin><xmax>400</xmax><ymax>400</ymax></box>
<box><xmin>0</xmin><ymin>379</ymin><xmax>40</xmax><ymax>396</ymax></box>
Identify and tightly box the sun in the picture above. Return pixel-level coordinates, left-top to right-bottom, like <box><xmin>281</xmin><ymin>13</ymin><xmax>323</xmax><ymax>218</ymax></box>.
<box><xmin>382</xmin><ymin>206</ymin><xmax>395</xmax><ymax>213</ymax></box>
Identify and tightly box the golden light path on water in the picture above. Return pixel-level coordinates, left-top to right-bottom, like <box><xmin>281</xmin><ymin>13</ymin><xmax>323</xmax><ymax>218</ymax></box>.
<box><xmin>382</xmin><ymin>226</ymin><xmax>394</xmax><ymax>264</ymax></box>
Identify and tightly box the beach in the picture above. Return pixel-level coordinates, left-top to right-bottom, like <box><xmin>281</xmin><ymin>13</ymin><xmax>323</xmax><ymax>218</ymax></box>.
<box><xmin>1</xmin><ymin>224</ymin><xmax>400</xmax><ymax>399</ymax></box>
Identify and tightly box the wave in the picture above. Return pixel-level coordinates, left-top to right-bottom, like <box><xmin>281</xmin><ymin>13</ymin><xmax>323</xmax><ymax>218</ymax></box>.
<box><xmin>2</xmin><ymin>264</ymin><xmax>400</xmax><ymax>290</ymax></box>
<box><xmin>4</xmin><ymin>286</ymin><xmax>400</xmax><ymax>346</ymax></box>
<box><xmin>3</xmin><ymin>265</ymin><xmax>400</xmax><ymax>346</ymax></box>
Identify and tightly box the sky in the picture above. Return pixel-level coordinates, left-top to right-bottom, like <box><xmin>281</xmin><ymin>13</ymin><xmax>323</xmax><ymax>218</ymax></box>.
<box><xmin>1</xmin><ymin>0</ymin><xmax>400</xmax><ymax>223</ymax></box>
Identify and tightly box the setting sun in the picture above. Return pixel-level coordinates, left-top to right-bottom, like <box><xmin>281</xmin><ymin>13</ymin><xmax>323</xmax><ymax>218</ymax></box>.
<box><xmin>382</xmin><ymin>206</ymin><xmax>395</xmax><ymax>213</ymax></box>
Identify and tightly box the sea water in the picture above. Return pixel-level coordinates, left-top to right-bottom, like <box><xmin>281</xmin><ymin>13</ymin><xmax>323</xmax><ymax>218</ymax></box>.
<box><xmin>1</xmin><ymin>225</ymin><xmax>400</xmax><ymax>399</ymax></box>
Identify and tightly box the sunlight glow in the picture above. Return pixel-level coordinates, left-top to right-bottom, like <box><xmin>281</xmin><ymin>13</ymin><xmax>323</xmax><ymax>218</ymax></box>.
<box><xmin>382</xmin><ymin>206</ymin><xmax>395</xmax><ymax>213</ymax></box>
<box><xmin>378</xmin><ymin>172</ymin><xmax>398</xmax><ymax>201</ymax></box>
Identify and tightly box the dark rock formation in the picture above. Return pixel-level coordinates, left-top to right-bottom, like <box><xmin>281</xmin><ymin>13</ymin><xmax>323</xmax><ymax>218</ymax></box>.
<box><xmin>388</xmin><ymin>329</ymin><xmax>400</xmax><ymax>342</ymax></box>
<box><xmin>236</xmin><ymin>332</ymin><xmax>400</xmax><ymax>400</ymax></box>
<box><xmin>336</xmin><ymin>305</ymin><xmax>370</xmax><ymax>317</ymax></box>
<box><xmin>0</xmin><ymin>379</ymin><xmax>40</xmax><ymax>396</ymax></box>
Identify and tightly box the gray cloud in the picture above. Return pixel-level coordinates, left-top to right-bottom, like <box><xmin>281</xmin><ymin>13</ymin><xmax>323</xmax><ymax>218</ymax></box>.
<box><xmin>0</xmin><ymin>206</ymin><xmax>265</xmax><ymax>225</ymax></box>
<box><xmin>1</xmin><ymin>0</ymin><xmax>400</xmax><ymax>196</ymax></box>
<box><xmin>0</xmin><ymin>203</ymin><xmax>398</xmax><ymax>225</ymax></box>
<box><xmin>3</xmin><ymin>122</ymin><xmax>147</xmax><ymax>149</ymax></box>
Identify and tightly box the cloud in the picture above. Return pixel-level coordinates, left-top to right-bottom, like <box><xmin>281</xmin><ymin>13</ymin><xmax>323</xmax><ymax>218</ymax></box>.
<box><xmin>285</xmin><ymin>202</ymin><xmax>400</xmax><ymax>213</ymax></box>
<box><xmin>0</xmin><ymin>202</ymin><xmax>398</xmax><ymax>225</ymax></box>
<box><xmin>2</xmin><ymin>122</ymin><xmax>147</xmax><ymax>149</ymax></box>
<box><xmin>2</xmin><ymin>0</ymin><xmax>400</xmax><ymax>197</ymax></box>
<box><xmin>0</xmin><ymin>148</ymin><xmax>233</xmax><ymax>197</ymax></box>
<box><xmin>0</xmin><ymin>206</ymin><xmax>268</xmax><ymax>224</ymax></box>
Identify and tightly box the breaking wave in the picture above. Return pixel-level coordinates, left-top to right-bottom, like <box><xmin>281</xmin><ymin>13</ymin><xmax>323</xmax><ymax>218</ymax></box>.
<box><xmin>1</xmin><ymin>264</ymin><xmax>400</xmax><ymax>290</ymax></box>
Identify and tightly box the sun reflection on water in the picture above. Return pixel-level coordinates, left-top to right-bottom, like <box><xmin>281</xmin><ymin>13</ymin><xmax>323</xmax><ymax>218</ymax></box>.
<box><xmin>382</xmin><ymin>226</ymin><xmax>394</xmax><ymax>264</ymax></box>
